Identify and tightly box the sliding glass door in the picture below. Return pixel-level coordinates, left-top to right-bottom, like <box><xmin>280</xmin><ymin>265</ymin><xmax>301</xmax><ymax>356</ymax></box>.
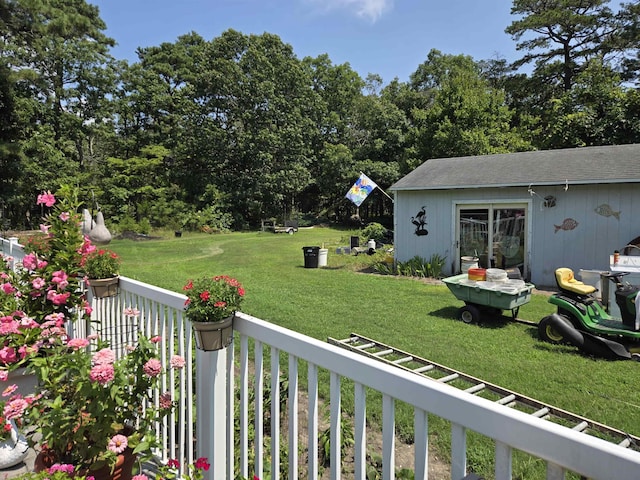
<box><xmin>457</xmin><ymin>204</ymin><xmax>527</xmax><ymax>276</ymax></box>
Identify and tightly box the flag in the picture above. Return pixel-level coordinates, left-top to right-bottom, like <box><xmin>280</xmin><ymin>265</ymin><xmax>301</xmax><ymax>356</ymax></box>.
<box><xmin>345</xmin><ymin>173</ymin><xmax>378</xmax><ymax>207</ymax></box>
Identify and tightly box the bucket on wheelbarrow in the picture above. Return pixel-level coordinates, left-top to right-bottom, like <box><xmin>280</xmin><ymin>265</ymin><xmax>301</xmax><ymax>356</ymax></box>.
<box><xmin>461</xmin><ymin>256</ymin><xmax>479</xmax><ymax>273</ymax></box>
<box><xmin>467</xmin><ymin>267</ymin><xmax>486</xmax><ymax>281</ymax></box>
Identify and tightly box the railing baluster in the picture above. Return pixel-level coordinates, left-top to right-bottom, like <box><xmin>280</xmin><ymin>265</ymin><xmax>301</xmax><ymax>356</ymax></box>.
<box><xmin>270</xmin><ymin>346</ymin><xmax>280</xmax><ymax>480</ymax></box>
<box><xmin>451</xmin><ymin>422</ymin><xmax>467</xmax><ymax>480</ymax></box>
<box><xmin>330</xmin><ymin>371</ymin><xmax>341</xmax><ymax>480</ymax></box>
<box><xmin>414</xmin><ymin>408</ymin><xmax>428</xmax><ymax>480</ymax></box>
<box><xmin>254</xmin><ymin>340</ymin><xmax>264</xmax><ymax>479</ymax></box>
<box><xmin>354</xmin><ymin>382</ymin><xmax>366</xmax><ymax>480</ymax></box>
<box><xmin>288</xmin><ymin>355</ymin><xmax>299</xmax><ymax>480</ymax></box>
<box><xmin>307</xmin><ymin>363</ymin><xmax>319</xmax><ymax>480</ymax></box>
<box><xmin>382</xmin><ymin>394</ymin><xmax>395</xmax><ymax>480</ymax></box>
<box><xmin>495</xmin><ymin>440</ymin><xmax>512</xmax><ymax>480</ymax></box>
<box><xmin>226</xmin><ymin>336</ymin><xmax>235</xmax><ymax>480</ymax></box>
<box><xmin>240</xmin><ymin>335</ymin><xmax>249</xmax><ymax>478</ymax></box>
<box><xmin>546</xmin><ymin>462</ymin><xmax>565</xmax><ymax>480</ymax></box>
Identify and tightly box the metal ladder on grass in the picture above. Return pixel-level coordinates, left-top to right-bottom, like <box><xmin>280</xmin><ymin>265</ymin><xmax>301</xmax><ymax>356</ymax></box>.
<box><xmin>328</xmin><ymin>332</ymin><xmax>640</xmax><ymax>451</ymax></box>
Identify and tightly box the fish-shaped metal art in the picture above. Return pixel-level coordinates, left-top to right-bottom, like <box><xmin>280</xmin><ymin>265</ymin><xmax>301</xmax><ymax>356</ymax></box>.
<box><xmin>554</xmin><ymin>218</ymin><xmax>579</xmax><ymax>233</ymax></box>
<box><xmin>594</xmin><ymin>204</ymin><xmax>620</xmax><ymax>220</ymax></box>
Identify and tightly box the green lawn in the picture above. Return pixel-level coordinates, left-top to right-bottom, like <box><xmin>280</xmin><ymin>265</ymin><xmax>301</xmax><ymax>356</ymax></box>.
<box><xmin>111</xmin><ymin>227</ymin><xmax>640</xmax><ymax>477</ymax></box>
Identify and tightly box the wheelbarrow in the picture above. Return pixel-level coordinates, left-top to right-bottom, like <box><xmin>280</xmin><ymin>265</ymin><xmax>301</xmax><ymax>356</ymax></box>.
<box><xmin>442</xmin><ymin>274</ymin><xmax>535</xmax><ymax>323</ymax></box>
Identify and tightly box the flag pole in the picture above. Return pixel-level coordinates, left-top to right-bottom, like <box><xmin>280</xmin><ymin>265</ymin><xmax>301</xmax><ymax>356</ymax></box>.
<box><xmin>377</xmin><ymin>187</ymin><xmax>394</xmax><ymax>203</ymax></box>
<box><xmin>361</xmin><ymin>173</ymin><xmax>394</xmax><ymax>203</ymax></box>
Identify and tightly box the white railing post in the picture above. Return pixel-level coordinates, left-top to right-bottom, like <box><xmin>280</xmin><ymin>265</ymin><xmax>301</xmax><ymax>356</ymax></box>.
<box><xmin>196</xmin><ymin>348</ymin><xmax>228</xmax><ymax>480</ymax></box>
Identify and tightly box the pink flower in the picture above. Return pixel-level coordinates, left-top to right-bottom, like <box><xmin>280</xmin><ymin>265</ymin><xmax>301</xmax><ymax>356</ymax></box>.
<box><xmin>194</xmin><ymin>457</ymin><xmax>210</xmax><ymax>471</ymax></box>
<box><xmin>132</xmin><ymin>475</ymin><xmax>148</xmax><ymax>480</ymax></box>
<box><xmin>170</xmin><ymin>355</ymin><xmax>185</xmax><ymax>369</ymax></box>
<box><xmin>0</xmin><ymin>282</ymin><xmax>16</xmax><ymax>295</ymax></box>
<box><xmin>214</xmin><ymin>301</ymin><xmax>226</xmax><ymax>308</ymax></box>
<box><xmin>0</xmin><ymin>371</ymin><xmax>8</xmax><ymax>382</ymax></box>
<box><xmin>22</xmin><ymin>253</ymin><xmax>37</xmax><ymax>271</ymax></box>
<box><xmin>39</xmin><ymin>224</ymin><xmax>50</xmax><ymax>234</ymax></box>
<box><xmin>32</xmin><ymin>277</ymin><xmax>46</xmax><ymax>289</ymax></box>
<box><xmin>89</xmin><ymin>364</ymin><xmax>115</xmax><ymax>385</ymax></box>
<box><xmin>78</xmin><ymin>236</ymin><xmax>96</xmax><ymax>256</ymax></box>
<box><xmin>108</xmin><ymin>434</ymin><xmax>128</xmax><ymax>454</ymax></box>
<box><xmin>48</xmin><ymin>464</ymin><xmax>75</xmax><ymax>474</ymax></box>
<box><xmin>159</xmin><ymin>392</ymin><xmax>172</xmax><ymax>410</ymax></box>
<box><xmin>36</xmin><ymin>191</ymin><xmax>56</xmax><ymax>207</ymax></box>
<box><xmin>51</xmin><ymin>270</ymin><xmax>69</xmax><ymax>289</ymax></box>
<box><xmin>18</xmin><ymin>344</ymin><xmax>38</xmax><ymax>359</ymax></box>
<box><xmin>0</xmin><ymin>320</ymin><xmax>20</xmax><ymax>335</ymax></box>
<box><xmin>150</xmin><ymin>336</ymin><xmax>161</xmax><ymax>344</ymax></box>
<box><xmin>123</xmin><ymin>307</ymin><xmax>140</xmax><ymax>318</ymax></box>
<box><xmin>143</xmin><ymin>359</ymin><xmax>162</xmax><ymax>377</ymax></box>
<box><xmin>46</xmin><ymin>290</ymin><xmax>70</xmax><ymax>305</ymax></box>
<box><xmin>4</xmin><ymin>397</ymin><xmax>28</xmax><ymax>420</ymax></box>
<box><xmin>68</xmin><ymin>338</ymin><xmax>90</xmax><ymax>350</ymax></box>
<box><xmin>0</xmin><ymin>347</ymin><xmax>17</xmax><ymax>365</ymax></box>
<box><xmin>59</xmin><ymin>211</ymin><xmax>70</xmax><ymax>221</ymax></box>
<box><xmin>2</xmin><ymin>384</ymin><xmax>17</xmax><ymax>397</ymax></box>
<box><xmin>92</xmin><ymin>348</ymin><xmax>115</xmax><ymax>365</ymax></box>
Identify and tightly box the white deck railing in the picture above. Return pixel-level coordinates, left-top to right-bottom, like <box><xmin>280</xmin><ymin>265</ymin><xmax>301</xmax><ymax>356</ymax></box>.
<box><xmin>3</xmin><ymin>237</ymin><xmax>640</xmax><ymax>479</ymax></box>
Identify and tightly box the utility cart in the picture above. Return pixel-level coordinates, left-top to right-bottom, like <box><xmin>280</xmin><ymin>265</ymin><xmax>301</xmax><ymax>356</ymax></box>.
<box><xmin>443</xmin><ymin>273</ymin><xmax>535</xmax><ymax>323</ymax></box>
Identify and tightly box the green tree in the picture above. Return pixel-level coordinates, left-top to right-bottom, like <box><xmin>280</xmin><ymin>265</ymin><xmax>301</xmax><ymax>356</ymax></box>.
<box><xmin>506</xmin><ymin>0</ymin><xmax>618</xmax><ymax>91</ymax></box>
<box><xmin>0</xmin><ymin>0</ymin><xmax>116</xmax><ymax>226</ymax></box>
<box><xmin>544</xmin><ymin>58</ymin><xmax>640</xmax><ymax>147</ymax></box>
<box><xmin>408</xmin><ymin>50</ymin><xmax>532</xmax><ymax>159</ymax></box>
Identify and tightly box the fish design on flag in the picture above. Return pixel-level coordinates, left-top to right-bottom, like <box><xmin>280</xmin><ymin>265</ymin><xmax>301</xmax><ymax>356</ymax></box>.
<box><xmin>594</xmin><ymin>204</ymin><xmax>620</xmax><ymax>220</ymax></box>
<box><xmin>554</xmin><ymin>218</ymin><xmax>579</xmax><ymax>233</ymax></box>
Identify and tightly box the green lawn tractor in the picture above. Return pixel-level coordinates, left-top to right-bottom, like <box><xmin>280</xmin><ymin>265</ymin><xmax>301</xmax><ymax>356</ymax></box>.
<box><xmin>538</xmin><ymin>267</ymin><xmax>640</xmax><ymax>360</ymax></box>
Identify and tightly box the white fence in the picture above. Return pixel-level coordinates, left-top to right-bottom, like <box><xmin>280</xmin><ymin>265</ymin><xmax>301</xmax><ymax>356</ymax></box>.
<box><xmin>3</xmin><ymin>237</ymin><xmax>640</xmax><ymax>479</ymax></box>
<box><xmin>227</xmin><ymin>312</ymin><xmax>640</xmax><ymax>480</ymax></box>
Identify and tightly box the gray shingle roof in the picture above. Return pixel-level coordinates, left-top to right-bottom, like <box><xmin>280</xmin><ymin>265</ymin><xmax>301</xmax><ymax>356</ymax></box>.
<box><xmin>390</xmin><ymin>144</ymin><xmax>640</xmax><ymax>191</ymax></box>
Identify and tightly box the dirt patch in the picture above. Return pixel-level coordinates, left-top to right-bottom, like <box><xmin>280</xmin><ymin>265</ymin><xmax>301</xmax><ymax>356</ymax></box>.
<box><xmin>281</xmin><ymin>382</ymin><xmax>450</xmax><ymax>479</ymax></box>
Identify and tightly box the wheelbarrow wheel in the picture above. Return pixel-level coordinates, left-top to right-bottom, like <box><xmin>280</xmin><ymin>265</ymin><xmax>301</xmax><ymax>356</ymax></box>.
<box><xmin>459</xmin><ymin>305</ymin><xmax>480</xmax><ymax>324</ymax></box>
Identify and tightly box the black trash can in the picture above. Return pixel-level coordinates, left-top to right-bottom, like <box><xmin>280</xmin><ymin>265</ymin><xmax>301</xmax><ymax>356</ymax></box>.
<box><xmin>302</xmin><ymin>246</ymin><xmax>321</xmax><ymax>268</ymax></box>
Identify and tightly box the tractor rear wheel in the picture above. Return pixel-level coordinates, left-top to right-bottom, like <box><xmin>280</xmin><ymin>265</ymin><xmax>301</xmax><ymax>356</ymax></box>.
<box><xmin>538</xmin><ymin>315</ymin><xmax>573</xmax><ymax>344</ymax></box>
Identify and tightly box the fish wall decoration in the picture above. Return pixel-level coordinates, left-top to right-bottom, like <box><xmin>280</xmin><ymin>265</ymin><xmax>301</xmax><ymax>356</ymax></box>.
<box><xmin>594</xmin><ymin>204</ymin><xmax>621</xmax><ymax>220</ymax></box>
<box><xmin>554</xmin><ymin>218</ymin><xmax>579</xmax><ymax>233</ymax></box>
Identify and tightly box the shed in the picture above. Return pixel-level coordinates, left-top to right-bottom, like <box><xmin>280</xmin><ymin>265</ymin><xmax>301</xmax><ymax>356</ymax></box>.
<box><xmin>389</xmin><ymin>143</ymin><xmax>640</xmax><ymax>287</ymax></box>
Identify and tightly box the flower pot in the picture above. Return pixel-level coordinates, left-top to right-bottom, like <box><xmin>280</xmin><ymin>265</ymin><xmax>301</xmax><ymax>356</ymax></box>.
<box><xmin>0</xmin><ymin>420</ymin><xmax>28</xmax><ymax>470</ymax></box>
<box><xmin>89</xmin><ymin>276</ymin><xmax>119</xmax><ymax>298</ymax></box>
<box><xmin>191</xmin><ymin>315</ymin><xmax>234</xmax><ymax>351</ymax></box>
<box><xmin>35</xmin><ymin>447</ymin><xmax>136</xmax><ymax>480</ymax></box>
<box><xmin>6</xmin><ymin>366</ymin><xmax>38</xmax><ymax>395</ymax></box>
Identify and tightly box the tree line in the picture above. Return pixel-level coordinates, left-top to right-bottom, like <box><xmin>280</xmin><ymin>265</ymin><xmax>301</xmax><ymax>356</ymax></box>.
<box><xmin>1</xmin><ymin>0</ymin><xmax>638</xmax><ymax>232</ymax></box>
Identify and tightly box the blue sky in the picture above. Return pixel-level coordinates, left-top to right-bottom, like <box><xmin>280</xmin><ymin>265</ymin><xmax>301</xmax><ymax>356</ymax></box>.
<box><xmin>91</xmin><ymin>0</ymin><xmax>521</xmax><ymax>84</ymax></box>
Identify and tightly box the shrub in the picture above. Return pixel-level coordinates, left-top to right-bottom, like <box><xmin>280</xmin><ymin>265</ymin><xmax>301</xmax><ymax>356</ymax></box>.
<box><xmin>360</xmin><ymin>222</ymin><xmax>388</xmax><ymax>244</ymax></box>
<box><xmin>373</xmin><ymin>254</ymin><xmax>447</xmax><ymax>279</ymax></box>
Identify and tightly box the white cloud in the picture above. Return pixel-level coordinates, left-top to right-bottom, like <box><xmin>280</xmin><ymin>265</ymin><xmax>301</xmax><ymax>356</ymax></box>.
<box><xmin>305</xmin><ymin>0</ymin><xmax>393</xmax><ymax>22</ymax></box>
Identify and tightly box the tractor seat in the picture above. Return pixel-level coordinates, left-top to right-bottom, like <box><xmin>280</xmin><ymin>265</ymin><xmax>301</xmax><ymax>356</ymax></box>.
<box><xmin>555</xmin><ymin>268</ymin><xmax>596</xmax><ymax>295</ymax></box>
